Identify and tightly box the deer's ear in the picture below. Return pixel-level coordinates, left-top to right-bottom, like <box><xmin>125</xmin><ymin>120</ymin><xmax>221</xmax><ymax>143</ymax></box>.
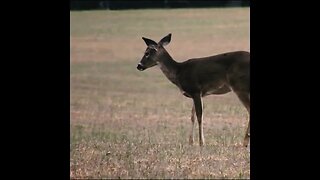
<box><xmin>158</xmin><ymin>33</ymin><xmax>171</xmax><ymax>46</ymax></box>
<box><xmin>142</xmin><ymin>37</ymin><xmax>158</xmax><ymax>46</ymax></box>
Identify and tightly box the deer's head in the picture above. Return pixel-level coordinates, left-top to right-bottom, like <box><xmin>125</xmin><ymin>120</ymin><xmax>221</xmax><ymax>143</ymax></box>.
<box><xmin>137</xmin><ymin>33</ymin><xmax>172</xmax><ymax>71</ymax></box>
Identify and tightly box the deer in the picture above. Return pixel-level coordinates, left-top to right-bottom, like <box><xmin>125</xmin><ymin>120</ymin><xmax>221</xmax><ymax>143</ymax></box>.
<box><xmin>136</xmin><ymin>33</ymin><xmax>250</xmax><ymax>147</ymax></box>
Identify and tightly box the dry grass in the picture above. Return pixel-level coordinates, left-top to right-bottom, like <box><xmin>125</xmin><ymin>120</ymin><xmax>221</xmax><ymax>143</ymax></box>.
<box><xmin>71</xmin><ymin>7</ymin><xmax>250</xmax><ymax>179</ymax></box>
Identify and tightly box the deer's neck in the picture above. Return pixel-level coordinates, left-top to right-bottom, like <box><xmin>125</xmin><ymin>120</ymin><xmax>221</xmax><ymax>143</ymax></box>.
<box><xmin>158</xmin><ymin>53</ymin><xmax>179</xmax><ymax>86</ymax></box>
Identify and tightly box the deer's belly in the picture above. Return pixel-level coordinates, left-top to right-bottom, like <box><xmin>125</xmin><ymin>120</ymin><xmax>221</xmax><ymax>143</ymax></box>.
<box><xmin>178</xmin><ymin>86</ymin><xmax>230</xmax><ymax>98</ymax></box>
<box><xmin>202</xmin><ymin>83</ymin><xmax>231</xmax><ymax>96</ymax></box>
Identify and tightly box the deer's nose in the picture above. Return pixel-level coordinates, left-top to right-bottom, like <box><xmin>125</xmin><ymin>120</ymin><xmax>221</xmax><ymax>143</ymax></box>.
<box><xmin>137</xmin><ymin>63</ymin><xmax>146</xmax><ymax>71</ymax></box>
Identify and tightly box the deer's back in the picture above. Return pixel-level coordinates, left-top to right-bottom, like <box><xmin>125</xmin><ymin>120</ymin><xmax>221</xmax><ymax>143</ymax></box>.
<box><xmin>181</xmin><ymin>51</ymin><xmax>249</xmax><ymax>67</ymax></box>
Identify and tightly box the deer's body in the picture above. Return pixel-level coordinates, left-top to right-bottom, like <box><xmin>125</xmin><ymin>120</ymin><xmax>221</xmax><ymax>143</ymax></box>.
<box><xmin>137</xmin><ymin>34</ymin><xmax>250</xmax><ymax>147</ymax></box>
<box><xmin>159</xmin><ymin>51</ymin><xmax>249</xmax><ymax>98</ymax></box>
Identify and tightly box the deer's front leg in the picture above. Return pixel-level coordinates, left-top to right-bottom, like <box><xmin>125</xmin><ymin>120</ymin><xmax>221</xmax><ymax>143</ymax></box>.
<box><xmin>192</xmin><ymin>94</ymin><xmax>205</xmax><ymax>146</ymax></box>
<box><xmin>189</xmin><ymin>104</ymin><xmax>195</xmax><ymax>145</ymax></box>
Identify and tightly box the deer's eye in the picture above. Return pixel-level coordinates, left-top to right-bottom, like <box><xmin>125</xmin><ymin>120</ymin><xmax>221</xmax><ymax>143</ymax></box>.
<box><xmin>145</xmin><ymin>52</ymin><xmax>150</xmax><ymax>57</ymax></box>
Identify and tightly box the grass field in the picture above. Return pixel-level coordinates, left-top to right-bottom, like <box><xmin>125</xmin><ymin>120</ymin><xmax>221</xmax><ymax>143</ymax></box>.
<box><xmin>71</xmin><ymin>7</ymin><xmax>250</xmax><ymax>179</ymax></box>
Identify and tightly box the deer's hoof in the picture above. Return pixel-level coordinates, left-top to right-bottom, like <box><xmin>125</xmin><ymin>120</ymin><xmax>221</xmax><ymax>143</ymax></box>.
<box><xmin>189</xmin><ymin>137</ymin><xmax>194</xmax><ymax>145</ymax></box>
<box><xmin>200</xmin><ymin>141</ymin><xmax>205</xmax><ymax>147</ymax></box>
<box><xmin>243</xmin><ymin>138</ymin><xmax>249</xmax><ymax>147</ymax></box>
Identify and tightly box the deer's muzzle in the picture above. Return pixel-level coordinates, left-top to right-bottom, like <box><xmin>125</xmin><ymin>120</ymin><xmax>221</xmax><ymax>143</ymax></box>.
<box><xmin>137</xmin><ymin>63</ymin><xmax>146</xmax><ymax>71</ymax></box>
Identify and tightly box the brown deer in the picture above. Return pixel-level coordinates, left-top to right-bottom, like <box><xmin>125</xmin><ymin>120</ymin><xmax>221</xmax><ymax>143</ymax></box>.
<box><xmin>137</xmin><ymin>33</ymin><xmax>250</xmax><ymax>147</ymax></box>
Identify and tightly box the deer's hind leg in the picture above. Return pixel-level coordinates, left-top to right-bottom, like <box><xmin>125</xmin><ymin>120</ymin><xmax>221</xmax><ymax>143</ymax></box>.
<box><xmin>234</xmin><ymin>91</ymin><xmax>250</xmax><ymax>147</ymax></box>
<box><xmin>227</xmin><ymin>64</ymin><xmax>250</xmax><ymax>147</ymax></box>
